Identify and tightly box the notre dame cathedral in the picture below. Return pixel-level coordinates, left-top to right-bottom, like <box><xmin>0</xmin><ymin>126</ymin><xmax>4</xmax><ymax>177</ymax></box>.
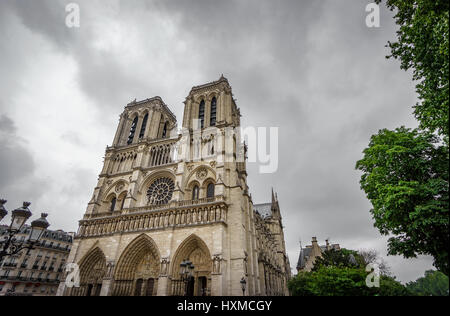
<box><xmin>57</xmin><ymin>76</ymin><xmax>291</xmax><ymax>296</ymax></box>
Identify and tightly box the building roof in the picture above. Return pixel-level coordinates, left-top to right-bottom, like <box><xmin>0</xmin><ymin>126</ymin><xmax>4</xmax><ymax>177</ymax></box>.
<box><xmin>296</xmin><ymin>243</ymin><xmax>340</xmax><ymax>270</ymax></box>
<box><xmin>0</xmin><ymin>224</ymin><xmax>73</xmax><ymax>243</ymax></box>
<box><xmin>253</xmin><ymin>203</ymin><xmax>272</xmax><ymax>219</ymax></box>
<box><xmin>189</xmin><ymin>75</ymin><xmax>230</xmax><ymax>93</ymax></box>
<box><xmin>296</xmin><ymin>247</ymin><xmax>312</xmax><ymax>270</ymax></box>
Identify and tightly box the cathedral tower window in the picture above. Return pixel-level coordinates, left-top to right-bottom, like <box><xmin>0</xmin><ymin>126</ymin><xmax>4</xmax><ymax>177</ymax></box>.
<box><xmin>110</xmin><ymin>197</ymin><xmax>116</xmax><ymax>212</ymax></box>
<box><xmin>162</xmin><ymin>122</ymin><xmax>168</xmax><ymax>138</ymax></box>
<box><xmin>199</xmin><ymin>100</ymin><xmax>205</xmax><ymax>129</ymax></box>
<box><xmin>127</xmin><ymin>116</ymin><xmax>138</xmax><ymax>145</ymax></box>
<box><xmin>139</xmin><ymin>113</ymin><xmax>148</xmax><ymax>139</ymax></box>
<box><xmin>192</xmin><ymin>185</ymin><xmax>199</xmax><ymax>200</ymax></box>
<box><xmin>207</xmin><ymin>183</ymin><xmax>215</xmax><ymax>198</ymax></box>
<box><xmin>210</xmin><ymin>97</ymin><xmax>217</xmax><ymax>126</ymax></box>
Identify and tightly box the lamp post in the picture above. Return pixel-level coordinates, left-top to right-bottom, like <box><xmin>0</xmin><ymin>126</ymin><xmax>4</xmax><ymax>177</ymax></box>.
<box><xmin>179</xmin><ymin>259</ymin><xmax>194</xmax><ymax>296</ymax></box>
<box><xmin>0</xmin><ymin>200</ymin><xmax>50</xmax><ymax>261</ymax></box>
<box><xmin>240</xmin><ymin>277</ymin><xmax>247</xmax><ymax>296</ymax></box>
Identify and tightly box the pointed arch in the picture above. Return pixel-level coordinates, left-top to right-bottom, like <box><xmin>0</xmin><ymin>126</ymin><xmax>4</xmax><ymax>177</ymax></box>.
<box><xmin>139</xmin><ymin>113</ymin><xmax>149</xmax><ymax>139</ymax></box>
<box><xmin>127</xmin><ymin>116</ymin><xmax>138</xmax><ymax>145</ymax></box>
<box><xmin>198</xmin><ymin>100</ymin><xmax>205</xmax><ymax>129</ymax></box>
<box><xmin>113</xmin><ymin>234</ymin><xmax>161</xmax><ymax>296</ymax></box>
<box><xmin>210</xmin><ymin>97</ymin><xmax>217</xmax><ymax>126</ymax></box>
<box><xmin>170</xmin><ymin>234</ymin><xmax>212</xmax><ymax>296</ymax></box>
<box><xmin>72</xmin><ymin>246</ymin><xmax>107</xmax><ymax>296</ymax></box>
<box><xmin>183</xmin><ymin>165</ymin><xmax>216</xmax><ymax>191</ymax></box>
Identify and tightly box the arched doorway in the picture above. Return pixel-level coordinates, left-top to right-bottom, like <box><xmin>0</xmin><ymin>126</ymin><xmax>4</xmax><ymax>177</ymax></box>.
<box><xmin>112</xmin><ymin>234</ymin><xmax>161</xmax><ymax>296</ymax></box>
<box><xmin>170</xmin><ymin>235</ymin><xmax>212</xmax><ymax>296</ymax></box>
<box><xmin>71</xmin><ymin>247</ymin><xmax>107</xmax><ymax>296</ymax></box>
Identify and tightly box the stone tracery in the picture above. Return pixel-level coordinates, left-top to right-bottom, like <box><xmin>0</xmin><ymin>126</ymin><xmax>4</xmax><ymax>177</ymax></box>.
<box><xmin>112</xmin><ymin>234</ymin><xmax>161</xmax><ymax>296</ymax></box>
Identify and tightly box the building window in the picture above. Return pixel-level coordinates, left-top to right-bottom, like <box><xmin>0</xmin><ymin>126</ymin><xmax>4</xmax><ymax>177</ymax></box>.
<box><xmin>210</xmin><ymin>97</ymin><xmax>217</xmax><ymax>126</ymax></box>
<box><xmin>127</xmin><ymin>116</ymin><xmax>138</xmax><ymax>145</ymax></box>
<box><xmin>162</xmin><ymin>122</ymin><xmax>168</xmax><ymax>138</ymax></box>
<box><xmin>110</xmin><ymin>197</ymin><xmax>116</xmax><ymax>212</ymax></box>
<box><xmin>146</xmin><ymin>177</ymin><xmax>175</xmax><ymax>205</ymax></box>
<box><xmin>192</xmin><ymin>185</ymin><xmax>199</xmax><ymax>200</ymax></box>
<box><xmin>139</xmin><ymin>113</ymin><xmax>148</xmax><ymax>139</ymax></box>
<box><xmin>207</xmin><ymin>183</ymin><xmax>215</xmax><ymax>198</ymax></box>
<box><xmin>199</xmin><ymin>100</ymin><xmax>205</xmax><ymax>128</ymax></box>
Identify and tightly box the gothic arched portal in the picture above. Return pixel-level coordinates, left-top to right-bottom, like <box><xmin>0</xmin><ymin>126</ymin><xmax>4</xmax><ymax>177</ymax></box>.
<box><xmin>71</xmin><ymin>247</ymin><xmax>107</xmax><ymax>296</ymax></box>
<box><xmin>170</xmin><ymin>234</ymin><xmax>212</xmax><ymax>296</ymax></box>
<box><xmin>112</xmin><ymin>234</ymin><xmax>161</xmax><ymax>296</ymax></box>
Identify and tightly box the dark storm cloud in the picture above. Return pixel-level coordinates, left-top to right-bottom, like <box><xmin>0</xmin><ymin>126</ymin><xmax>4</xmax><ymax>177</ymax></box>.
<box><xmin>0</xmin><ymin>114</ymin><xmax>35</xmax><ymax>189</ymax></box>
<box><xmin>0</xmin><ymin>0</ymin><xmax>434</xmax><ymax>281</ymax></box>
<box><xmin>0</xmin><ymin>114</ymin><xmax>49</xmax><ymax>213</ymax></box>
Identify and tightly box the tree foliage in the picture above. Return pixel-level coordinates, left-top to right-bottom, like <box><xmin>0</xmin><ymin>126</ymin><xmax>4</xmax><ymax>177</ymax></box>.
<box><xmin>406</xmin><ymin>270</ymin><xmax>449</xmax><ymax>296</ymax></box>
<box><xmin>356</xmin><ymin>127</ymin><xmax>449</xmax><ymax>275</ymax></box>
<box><xmin>289</xmin><ymin>249</ymin><xmax>408</xmax><ymax>296</ymax></box>
<box><xmin>362</xmin><ymin>1</ymin><xmax>449</xmax><ymax>275</ymax></box>
<box><xmin>288</xmin><ymin>266</ymin><xmax>409</xmax><ymax>296</ymax></box>
<box><xmin>358</xmin><ymin>249</ymin><xmax>392</xmax><ymax>276</ymax></box>
<box><xmin>376</xmin><ymin>0</ymin><xmax>449</xmax><ymax>142</ymax></box>
<box><xmin>312</xmin><ymin>248</ymin><xmax>363</xmax><ymax>272</ymax></box>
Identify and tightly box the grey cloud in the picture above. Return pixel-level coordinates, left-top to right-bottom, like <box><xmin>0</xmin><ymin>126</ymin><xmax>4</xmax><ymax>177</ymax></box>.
<box><xmin>0</xmin><ymin>114</ymin><xmax>49</xmax><ymax>213</ymax></box>
<box><xmin>0</xmin><ymin>0</ymin><xmax>434</xmax><ymax>282</ymax></box>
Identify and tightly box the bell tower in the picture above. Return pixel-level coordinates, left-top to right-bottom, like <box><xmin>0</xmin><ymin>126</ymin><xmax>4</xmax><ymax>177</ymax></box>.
<box><xmin>182</xmin><ymin>75</ymin><xmax>240</xmax><ymax>131</ymax></box>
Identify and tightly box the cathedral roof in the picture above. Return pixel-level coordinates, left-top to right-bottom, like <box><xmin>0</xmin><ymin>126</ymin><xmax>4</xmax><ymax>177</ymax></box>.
<box><xmin>189</xmin><ymin>75</ymin><xmax>230</xmax><ymax>94</ymax></box>
<box><xmin>126</xmin><ymin>96</ymin><xmax>176</xmax><ymax>121</ymax></box>
<box><xmin>253</xmin><ymin>203</ymin><xmax>272</xmax><ymax>219</ymax></box>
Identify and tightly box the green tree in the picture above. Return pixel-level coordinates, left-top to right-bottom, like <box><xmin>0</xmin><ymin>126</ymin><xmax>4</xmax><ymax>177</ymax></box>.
<box><xmin>376</xmin><ymin>0</ymin><xmax>449</xmax><ymax>142</ymax></box>
<box><xmin>361</xmin><ymin>1</ymin><xmax>449</xmax><ymax>274</ymax></box>
<box><xmin>288</xmin><ymin>266</ymin><xmax>409</xmax><ymax>296</ymax></box>
<box><xmin>356</xmin><ymin>127</ymin><xmax>449</xmax><ymax>274</ymax></box>
<box><xmin>312</xmin><ymin>248</ymin><xmax>363</xmax><ymax>271</ymax></box>
<box><xmin>406</xmin><ymin>270</ymin><xmax>449</xmax><ymax>296</ymax></box>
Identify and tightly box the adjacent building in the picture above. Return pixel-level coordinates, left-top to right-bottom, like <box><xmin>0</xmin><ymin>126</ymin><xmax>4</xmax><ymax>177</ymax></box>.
<box><xmin>0</xmin><ymin>225</ymin><xmax>73</xmax><ymax>296</ymax></box>
<box><xmin>296</xmin><ymin>237</ymin><xmax>340</xmax><ymax>272</ymax></box>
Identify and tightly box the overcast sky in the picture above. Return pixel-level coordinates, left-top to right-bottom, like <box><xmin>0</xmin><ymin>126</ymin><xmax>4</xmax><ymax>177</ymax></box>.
<box><xmin>0</xmin><ymin>0</ymin><xmax>434</xmax><ymax>283</ymax></box>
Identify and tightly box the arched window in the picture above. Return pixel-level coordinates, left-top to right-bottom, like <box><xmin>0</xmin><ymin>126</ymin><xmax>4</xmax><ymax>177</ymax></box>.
<box><xmin>110</xmin><ymin>197</ymin><xmax>116</xmax><ymax>212</ymax></box>
<box><xmin>210</xmin><ymin>97</ymin><xmax>217</xmax><ymax>126</ymax></box>
<box><xmin>120</xmin><ymin>196</ymin><xmax>126</xmax><ymax>210</ymax></box>
<box><xmin>139</xmin><ymin>113</ymin><xmax>148</xmax><ymax>139</ymax></box>
<box><xmin>207</xmin><ymin>183</ymin><xmax>215</xmax><ymax>198</ymax></box>
<box><xmin>192</xmin><ymin>185</ymin><xmax>199</xmax><ymax>200</ymax></box>
<box><xmin>199</xmin><ymin>100</ymin><xmax>205</xmax><ymax>129</ymax></box>
<box><xmin>162</xmin><ymin>122</ymin><xmax>168</xmax><ymax>138</ymax></box>
<box><xmin>127</xmin><ymin>116</ymin><xmax>138</xmax><ymax>145</ymax></box>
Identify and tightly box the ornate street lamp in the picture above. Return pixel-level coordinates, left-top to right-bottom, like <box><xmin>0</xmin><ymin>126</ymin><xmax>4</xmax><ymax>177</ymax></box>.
<box><xmin>240</xmin><ymin>277</ymin><xmax>247</xmax><ymax>296</ymax></box>
<box><xmin>29</xmin><ymin>213</ymin><xmax>50</xmax><ymax>243</ymax></box>
<box><xmin>10</xmin><ymin>202</ymin><xmax>32</xmax><ymax>232</ymax></box>
<box><xmin>179</xmin><ymin>259</ymin><xmax>194</xmax><ymax>296</ymax></box>
<box><xmin>0</xmin><ymin>200</ymin><xmax>50</xmax><ymax>261</ymax></box>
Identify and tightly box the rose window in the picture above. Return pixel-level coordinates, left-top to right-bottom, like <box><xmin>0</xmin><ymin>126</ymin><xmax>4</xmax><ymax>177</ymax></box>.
<box><xmin>146</xmin><ymin>177</ymin><xmax>174</xmax><ymax>205</ymax></box>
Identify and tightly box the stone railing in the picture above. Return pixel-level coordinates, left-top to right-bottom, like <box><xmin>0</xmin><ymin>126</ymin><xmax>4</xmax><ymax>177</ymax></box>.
<box><xmin>83</xmin><ymin>195</ymin><xmax>226</xmax><ymax>220</ymax></box>
<box><xmin>76</xmin><ymin>196</ymin><xmax>227</xmax><ymax>238</ymax></box>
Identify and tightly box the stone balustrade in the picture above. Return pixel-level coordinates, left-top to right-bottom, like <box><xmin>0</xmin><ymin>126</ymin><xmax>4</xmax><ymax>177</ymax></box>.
<box><xmin>76</xmin><ymin>196</ymin><xmax>227</xmax><ymax>238</ymax></box>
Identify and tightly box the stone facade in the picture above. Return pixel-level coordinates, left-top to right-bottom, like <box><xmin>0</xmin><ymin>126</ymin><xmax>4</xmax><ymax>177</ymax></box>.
<box><xmin>0</xmin><ymin>225</ymin><xmax>73</xmax><ymax>296</ymax></box>
<box><xmin>58</xmin><ymin>76</ymin><xmax>291</xmax><ymax>296</ymax></box>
